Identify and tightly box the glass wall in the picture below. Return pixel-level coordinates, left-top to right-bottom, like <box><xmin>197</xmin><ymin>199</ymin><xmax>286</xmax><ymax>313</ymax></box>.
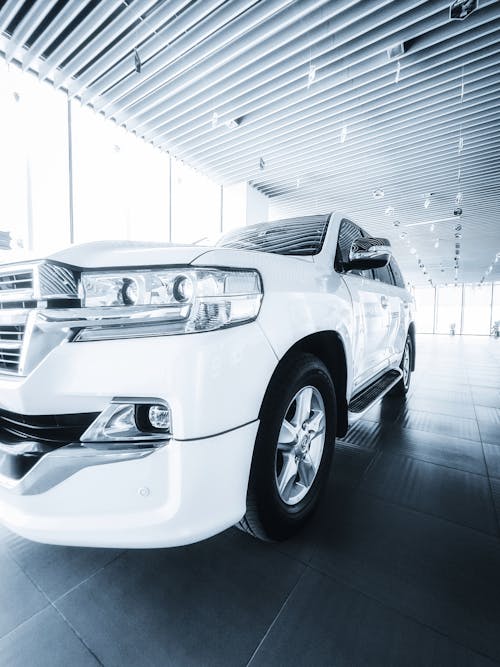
<box><xmin>413</xmin><ymin>283</ymin><xmax>499</xmax><ymax>335</ymax></box>
<box><xmin>435</xmin><ymin>285</ymin><xmax>462</xmax><ymax>335</ymax></box>
<box><xmin>71</xmin><ymin>102</ymin><xmax>170</xmax><ymax>245</ymax></box>
<box><xmin>170</xmin><ymin>158</ymin><xmax>221</xmax><ymax>244</ymax></box>
<box><xmin>0</xmin><ymin>62</ymin><xmax>224</xmax><ymax>262</ymax></box>
<box><xmin>413</xmin><ymin>286</ymin><xmax>436</xmax><ymax>334</ymax></box>
<box><xmin>462</xmin><ymin>284</ymin><xmax>493</xmax><ymax>335</ymax></box>
<box><xmin>0</xmin><ymin>60</ymin><xmax>70</xmax><ymax>258</ymax></box>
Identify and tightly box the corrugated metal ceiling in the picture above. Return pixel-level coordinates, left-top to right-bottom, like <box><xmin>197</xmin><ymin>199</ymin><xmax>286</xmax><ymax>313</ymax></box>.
<box><xmin>0</xmin><ymin>0</ymin><xmax>499</xmax><ymax>284</ymax></box>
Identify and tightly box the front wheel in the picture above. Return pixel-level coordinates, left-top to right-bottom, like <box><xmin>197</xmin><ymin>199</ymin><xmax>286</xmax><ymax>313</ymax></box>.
<box><xmin>238</xmin><ymin>353</ymin><xmax>336</xmax><ymax>541</ymax></box>
<box><xmin>392</xmin><ymin>334</ymin><xmax>413</xmax><ymax>396</ymax></box>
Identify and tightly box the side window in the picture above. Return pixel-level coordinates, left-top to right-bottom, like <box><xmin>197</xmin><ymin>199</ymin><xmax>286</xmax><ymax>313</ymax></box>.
<box><xmin>335</xmin><ymin>219</ymin><xmax>372</xmax><ymax>278</ymax></box>
<box><xmin>372</xmin><ymin>264</ymin><xmax>394</xmax><ymax>286</ymax></box>
<box><xmin>389</xmin><ymin>258</ymin><xmax>406</xmax><ymax>289</ymax></box>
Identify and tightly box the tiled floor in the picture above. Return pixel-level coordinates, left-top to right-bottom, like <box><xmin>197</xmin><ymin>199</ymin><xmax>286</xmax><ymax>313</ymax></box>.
<box><xmin>1</xmin><ymin>335</ymin><xmax>500</xmax><ymax>666</ymax></box>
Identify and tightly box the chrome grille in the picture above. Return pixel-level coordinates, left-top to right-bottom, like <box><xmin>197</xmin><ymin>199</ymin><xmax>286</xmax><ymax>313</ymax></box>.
<box><xmin>0</xmin><ymin>262</ymin><xmax>80</xmax><ymax>376</ymax></box>
<box><xmin>0</xmin><ymin>323</ymin><xmax>25</xmax><ymax>374</ymax></box>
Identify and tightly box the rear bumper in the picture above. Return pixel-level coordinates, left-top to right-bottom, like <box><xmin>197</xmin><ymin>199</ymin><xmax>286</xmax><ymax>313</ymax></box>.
<box><xmin>0</xmin><ymin>420</ymin><xmax>258</xmax><ymax>548</ymax></box>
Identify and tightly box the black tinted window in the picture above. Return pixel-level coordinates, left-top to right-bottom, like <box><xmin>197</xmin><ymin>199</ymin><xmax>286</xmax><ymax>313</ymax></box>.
<box><xmin>389</xmin><ymin>258</ymin><xmax>406</xmax><ymax>289</ymax></box>
<box><xmin>217</xmin><ymin>214</ymin><xmax>329</xmax><ymax>256</ymax></box>
<box><xmin>372</xmin><ymin>264</ymin><xmax>394</xmax><ymax>285</ymax></box>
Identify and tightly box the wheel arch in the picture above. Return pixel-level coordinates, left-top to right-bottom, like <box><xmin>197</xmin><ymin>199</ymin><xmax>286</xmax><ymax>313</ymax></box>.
<box><xmin>408</xmin><ymin>321</ymin><xmax>416</xmax><ymax>371</ymax></box>
<box><xmin>260</xmin><ymin>331</ymin><xmax>349</xmax><ymax>438</ymax></box>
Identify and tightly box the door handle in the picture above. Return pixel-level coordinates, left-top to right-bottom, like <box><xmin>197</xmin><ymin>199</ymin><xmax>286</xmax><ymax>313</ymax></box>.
<box><xmin>380</xmin><ymin>296</ymin><xmax>389</xmax><ymax>308</ymax></box>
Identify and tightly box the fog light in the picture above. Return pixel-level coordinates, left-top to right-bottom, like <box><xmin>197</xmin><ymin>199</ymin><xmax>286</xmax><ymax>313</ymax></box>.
<box><xmin>81</xmin><ymin>399</ymin><xmax>171</xmax><ymax>442</ymax></box>
<box><xmin>148</xmin><ymin>404</ymin><xmax>171</xmax><ymax>431</ymax></box>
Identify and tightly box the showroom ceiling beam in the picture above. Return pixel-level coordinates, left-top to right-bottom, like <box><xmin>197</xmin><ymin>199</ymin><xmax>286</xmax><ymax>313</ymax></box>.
<box><xmin>172</xmin><ymin>50</ymin><xmax>500</xmax><ymax>169</ymax></box>
<box><xmin>195</xmin><ymin>66</ymin><xmax>500</xmax><ymax>180</ymax></box>
<box><xmin>38</xmin><ymin>0</ymin><xmax>126</xmax><ymax>81</ymax></box>
<box><xmin>20</xmin><ymin>0</ymin><xmax>87</xmax><ymax>72</ymax></box>
<box><xmin>77</xmin><ymin>0</ymin><xmax>235</xmax><ymax>105</ymax></box>
<box><xmin>127</xmin><ymin>0</ymin><xmax>399</xmax><ymax>133</ymax></box>
<box><xmin>52</xmin><ymin>0</ymin><xmax>162</xmax><ymax>90</ymax></box>
<box><xmin>65</xmin><ymin>0</ymin><xmax>199</xmax><ymax>99</ymax></box>
<box><xmin>161</xmin><ymin>16</ymin><xmax>500</xmax><ymax>153</ymax></box>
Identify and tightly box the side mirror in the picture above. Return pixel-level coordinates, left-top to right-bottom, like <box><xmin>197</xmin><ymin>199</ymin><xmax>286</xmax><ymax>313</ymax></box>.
<box><xmin>345</xmin><ymin>237</ymin><xmax>392</xmax><ymax>271</ymax></box>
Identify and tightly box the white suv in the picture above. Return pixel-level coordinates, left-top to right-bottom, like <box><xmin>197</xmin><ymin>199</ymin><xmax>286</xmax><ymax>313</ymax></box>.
<box><xmin>0</xmin><ymin>212</ymin><xmax>414</xmax><ymax>547</ymax></box>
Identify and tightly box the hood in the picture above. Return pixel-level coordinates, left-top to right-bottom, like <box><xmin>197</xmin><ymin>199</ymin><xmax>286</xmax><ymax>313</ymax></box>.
<box><xmin>47</xmin><ymin>240</ymin><xmax>213</xmax><ymax>269</ymax></box>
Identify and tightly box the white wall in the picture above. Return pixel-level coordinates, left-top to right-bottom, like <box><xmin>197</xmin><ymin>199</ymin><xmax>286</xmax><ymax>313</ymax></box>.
<box><xmin>222</xmin><ymin>182</ymin><xmax>269</xmax><ymax>231</ymax></box>
<box><xmin>246</xmin><ymin>184</ymin><xmax>268</xmax><ymax>226</ymax></box>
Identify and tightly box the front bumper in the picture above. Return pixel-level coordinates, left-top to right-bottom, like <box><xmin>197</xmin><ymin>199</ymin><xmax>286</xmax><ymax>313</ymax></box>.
<box><xmin>0</xmin><ymin>322</ymin><xmax>277</xmax><ymax>547</ymax></box>
<box><xmin>0</xmin><ymin>421</ymin><xmax>258</xmax><ymax>548</ymax></box>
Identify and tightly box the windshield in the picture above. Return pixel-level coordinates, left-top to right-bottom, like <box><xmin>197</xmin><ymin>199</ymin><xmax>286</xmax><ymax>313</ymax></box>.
<box><xmin>216</xmin><ymin>214</ymin><xmax>330</xmax><ymax>256</ymax></box>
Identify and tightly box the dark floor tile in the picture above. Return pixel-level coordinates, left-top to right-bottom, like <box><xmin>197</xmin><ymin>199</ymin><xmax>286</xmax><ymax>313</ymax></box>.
<box><xmin>397</xmin><ymin>409</ymin><xmax>481</xmax><ymax>441</ymax></box>
<box><xmin>490</xmin><ymin>480</ymin><xmax>500</xmax><ymax>528</ymax></box>
<box><xmin>361</xmin><ymin>396</ymin><xmax>404</xmax><ymax>423</ymax></box>
<box><xmin>249</xmin><ymin>569</ymin><xmax>499</xmax><ymax>667</ymax></box>
<box><xmin>484</xmin><ymin>443</ymin><xmax>500</xmax><ymax>479</ymax></box>
<box><xmin>341</xmin><ymin>419</ymin><xmax>387</xmax><ymax>450</ymax></box>
<box><xmin>0</xmin><ymin>552</ymin><xmax>48</xmax><ymax>639</ymax></box>
<box><xmin>56</xmin><ymin>531</ymin><xmax>304</xmax><ymax>667</ymax></box>
<box><xmin>0</xmin><ymin>607</ymin><xmax>99</xmax><ymax>667</ymax></box>
<box><xmin>478</xmin><ymin>422</ymin><xmax>500</xmax><ymax>446</ymax></box>
<box><xmin>309</xmin><ymin>494</ymin><xmax>500</xmax><ymax>662</ymax></box>
<box><xmin>345</xmin><ymin>421</ymin><xmax>486</xmax><ymax>475</ymax></box>
<box><xmin>3</xmin><ymin>533</ymin><xmax>123</xmax><ymax>601</ymax></box>
<box><xmin>361</xmin><ymin>453</ymin><xmax>498</xmax><ymax>535</ymax></box>
<box><xmin>331</xmin><ymin>441</ymin><xmax>377</xmax><ymax>488</ymax></box>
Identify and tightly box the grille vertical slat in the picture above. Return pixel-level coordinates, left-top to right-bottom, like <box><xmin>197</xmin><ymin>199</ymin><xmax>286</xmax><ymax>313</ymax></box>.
<box><xmin>0</xmin><ymin>324</ymin><xmax>25</xmax><ymax>374</ymax></box>
<box><xmin>0</xmin><ymin>262</ymin><xmax>79</xmax><ymax>376</ymax></box>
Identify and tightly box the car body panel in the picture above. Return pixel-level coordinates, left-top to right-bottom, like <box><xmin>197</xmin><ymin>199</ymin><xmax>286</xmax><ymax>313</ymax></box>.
<box><xmin>0</xmin><ymin>210</ymin><xmax>414</xmax><ymax>547</ymax></box>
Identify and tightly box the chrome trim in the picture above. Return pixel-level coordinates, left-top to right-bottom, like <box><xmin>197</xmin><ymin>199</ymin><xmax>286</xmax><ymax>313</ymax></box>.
<box><xmin>0</xmin><ymin>440</ymin><xmax>167</xmax><ymax>496</ymax></box>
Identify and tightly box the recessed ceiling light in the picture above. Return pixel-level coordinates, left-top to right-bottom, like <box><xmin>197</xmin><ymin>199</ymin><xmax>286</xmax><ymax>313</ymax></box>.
<box><xmin>385</xmin><ymin>206</ymin><xmax>395</xmax><ymax>216</ymax></box>
<box><xmin>386</xmin><ymin>43</ymin><xmax>405</xmax><ymax>60</ymax></box>
<box><xmin>450</xmin><ymin>0</ymin><xmax>478</xmax><ymax>21</ymax></box>
<box><xmin>225</xmin><ymin>118</ymin><xmax>241</xmax><ymax>129</ymax></box>
<box><xmin>373</xmin><ymin>188</ymin><xmax>385</xmax><ymax>200</ymax></box>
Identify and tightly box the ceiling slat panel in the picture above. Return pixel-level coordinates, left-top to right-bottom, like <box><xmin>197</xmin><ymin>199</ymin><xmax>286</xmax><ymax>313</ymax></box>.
<box><xmin>0</xmin><ymin>0</ymin><xmax>498</xmax><ymax>284</ymax></box>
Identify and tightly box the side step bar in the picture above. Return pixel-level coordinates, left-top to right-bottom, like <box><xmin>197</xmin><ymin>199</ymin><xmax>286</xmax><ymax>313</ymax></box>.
<box><xmin>348</xmin><ymin>368</ymin><xmax>403</xmax><ymax>416</ymax></box>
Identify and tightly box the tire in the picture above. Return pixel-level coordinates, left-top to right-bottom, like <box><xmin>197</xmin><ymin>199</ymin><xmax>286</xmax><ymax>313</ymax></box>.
<box><xmin>238</xmin><ymin>352</ymin><xmax>336</xmax><ymax>541</ymax></box>
<box><xmin>392</xmin><ymin>334</ymin><xmax>412</xmax><ymax>396</ymax></box>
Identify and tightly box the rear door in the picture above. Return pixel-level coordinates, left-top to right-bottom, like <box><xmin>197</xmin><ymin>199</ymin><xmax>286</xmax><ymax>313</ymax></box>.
<box><xmin>387</xmin><ymin>257</ymin><xmax>410</xmax><ymax>364</ymax></box>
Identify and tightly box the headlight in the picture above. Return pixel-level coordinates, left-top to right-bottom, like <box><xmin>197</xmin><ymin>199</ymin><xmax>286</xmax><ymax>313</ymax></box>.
<box><xmin>74</xmin><ymin>267</ymin><xmax>262</xmax><ymax>341</ymax></box>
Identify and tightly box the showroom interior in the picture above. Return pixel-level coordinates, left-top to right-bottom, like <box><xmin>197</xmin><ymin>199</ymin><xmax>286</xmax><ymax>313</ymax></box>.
<box><xmin>0</xmin><ymin>0</ymin><xmax>499</xmax><ymax>665</ymax></box>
